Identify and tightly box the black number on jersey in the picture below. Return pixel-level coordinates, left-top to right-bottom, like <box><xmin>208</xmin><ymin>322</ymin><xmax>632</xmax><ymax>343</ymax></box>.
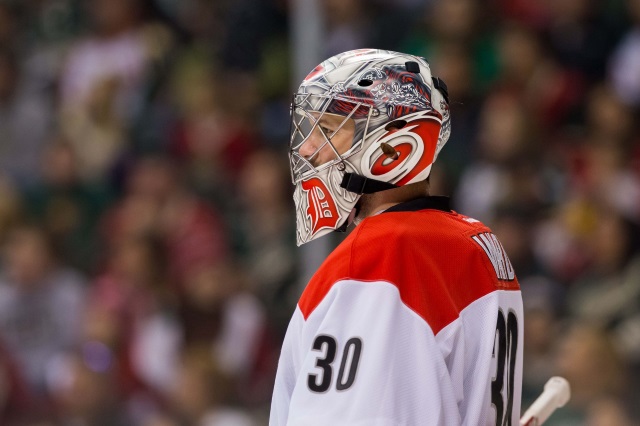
<box><xmin>491</xmin><ymin>309</ymin><xmax>518</xmax><ymax>426</ymax></box>
<box><xmin>336</xmin><ymin>338</ymin><xmax>363</xmax><ymax>390</ymax></box>
<box><xmin>308</xmin><ymin>335</ymin><xmax>363</xmax><ymax>393</ymax></box>
<box><xmin>308</xmin><ymin>335</ymin><xmax>336</xmax><ymax>392</ymax></box>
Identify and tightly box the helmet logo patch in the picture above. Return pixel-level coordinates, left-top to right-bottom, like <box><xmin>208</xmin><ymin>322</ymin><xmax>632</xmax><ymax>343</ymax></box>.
<box><xmin>371</xmin><ymin>143</ymin><xmax>413</xmax><ymax>175</ymax></box>
<box><xmin>360</xmin><ymin>113</ymin><xmax>441</xmax><ymax>186</ymax></box>
<box><xmin>301</xmin><ymin>177</ymin><xmax>340</xmax><ymax>236</ymax></box>
<box><xmin>395</xmin><ymin>118</ymin><xmax>440</xmax><ymax>185</ymax></box>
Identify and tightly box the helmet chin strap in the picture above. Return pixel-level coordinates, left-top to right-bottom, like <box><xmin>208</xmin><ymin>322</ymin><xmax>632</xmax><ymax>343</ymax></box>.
<box><xmin>335</xmin><ymin>172</ymin><xmax>398</xmax><ymax>233</ymax></box>
<box><xmin>340</xmin><ymin>172</ymin><xmax>398</xmax><ymax>194</ymax></box>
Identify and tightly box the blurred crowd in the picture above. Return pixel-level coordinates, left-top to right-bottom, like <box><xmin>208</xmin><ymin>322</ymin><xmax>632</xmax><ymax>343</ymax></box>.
<box><xmin>0</xmin><ymin>0</ymin><xmax>639</xmax><ymax>425</ymax></box>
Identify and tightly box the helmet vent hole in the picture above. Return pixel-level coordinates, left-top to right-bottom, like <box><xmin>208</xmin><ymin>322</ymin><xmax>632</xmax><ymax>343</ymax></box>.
<box><xmin>358</xmin><ymin>79</ymin><xmax>373</xmax><ymax>87</ymax></box>
<box><xmin>384</xmin><ymin>120</ymin><xmax>407</xmax><ymax>132</ymax></box>
<box><xmin>405</xmin><ymin>61</ymin><xmax>420</xmax><ymax>73</ymax></box>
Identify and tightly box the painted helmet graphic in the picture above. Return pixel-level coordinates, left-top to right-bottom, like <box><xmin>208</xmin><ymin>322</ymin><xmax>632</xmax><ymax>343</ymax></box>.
<box><xmin>290</xmin><ymin>49</ymin><xmax>451</xmax><ymax>246</ymax></box>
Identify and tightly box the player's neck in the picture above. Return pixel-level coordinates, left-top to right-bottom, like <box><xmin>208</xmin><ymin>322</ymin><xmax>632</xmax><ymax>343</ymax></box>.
<box><xmin>354</xmin><ymin>181</ymin><xmax>429</xmax><ymax>224</ymax></box>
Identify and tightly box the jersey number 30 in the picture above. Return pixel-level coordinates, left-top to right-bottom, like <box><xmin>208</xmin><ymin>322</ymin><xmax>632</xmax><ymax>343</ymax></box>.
<box><xmin>308</xmin><ymin>335</ymin><xmax>363</xmax><ymax>393</ymax></box>
<box><xmin>492</xmin><ymin>309</ymin><xmax>519</xmax><ymax>426</ymax></box>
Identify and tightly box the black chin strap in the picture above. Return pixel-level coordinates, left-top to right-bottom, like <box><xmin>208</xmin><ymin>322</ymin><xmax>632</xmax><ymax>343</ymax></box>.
<box><xmin>335</xmin><ymin>173</ymin><xmax>396</xmax><ymax>233</ymax></box>
<box><xmin>340</xmin><ymin>172</ymin><xmax>398</xmax><ymax>194</ymax></box>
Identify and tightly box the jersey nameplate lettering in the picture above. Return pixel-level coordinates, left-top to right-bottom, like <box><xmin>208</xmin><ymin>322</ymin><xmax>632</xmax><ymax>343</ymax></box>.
<box><xmin>471</xmin><ymin>233</ymin><xmax>515</xmax><ymax>281</ymax></box>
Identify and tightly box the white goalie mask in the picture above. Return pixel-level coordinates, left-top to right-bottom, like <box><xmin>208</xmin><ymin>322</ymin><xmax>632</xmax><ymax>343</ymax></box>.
<box><xmin>290</xmin><ymin>49</ymin><xmax>451</xmax><ymax>246</ymax></box>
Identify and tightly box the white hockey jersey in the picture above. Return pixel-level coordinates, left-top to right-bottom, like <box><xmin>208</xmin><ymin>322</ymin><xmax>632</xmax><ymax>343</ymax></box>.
<box><xmin>270</xmin><ymin>197</ymin><xmax>523</xmax><ymax>425</ymax></box>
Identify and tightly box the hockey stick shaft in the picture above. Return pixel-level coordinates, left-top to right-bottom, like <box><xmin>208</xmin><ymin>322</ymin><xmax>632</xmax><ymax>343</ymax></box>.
<box><xmin>519</xmin><ymin>377</ymin><xmax>571</xmax><ymax>426</ymax></box>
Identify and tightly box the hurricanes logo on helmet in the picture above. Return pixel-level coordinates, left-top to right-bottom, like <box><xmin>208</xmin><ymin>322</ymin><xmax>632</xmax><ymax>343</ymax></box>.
<box><xmin>371</xmin><ymin>143</ymin><xmax>413</xmax><ymax>175</ymax></box>
<box><xmin>362</xmin><ymin>113</ymin><xmax>442</xmax><ymax>186</ymax></box>
<box><xmin>301</xmin><ymin>178</ymin><xmax>340</xmax><ymax>235</ymax></box>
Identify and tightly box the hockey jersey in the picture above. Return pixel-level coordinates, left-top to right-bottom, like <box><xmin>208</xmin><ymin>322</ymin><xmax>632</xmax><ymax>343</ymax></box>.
<box><xmin>270</xmin><ymin>197</ymin><xmax>523</xmax><ymax>425</ymax></box>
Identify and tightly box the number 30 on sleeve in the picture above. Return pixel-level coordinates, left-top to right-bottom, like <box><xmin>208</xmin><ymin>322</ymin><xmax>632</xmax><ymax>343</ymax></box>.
<box><xmin>492</xmin><ymin>309</ymin><xmax>519</xmax><ymax>426</ymax></box>
<box><xmin>307</xmin><ymin>335</ymin><xmax>363</xmax><ymax>393</ymax></box>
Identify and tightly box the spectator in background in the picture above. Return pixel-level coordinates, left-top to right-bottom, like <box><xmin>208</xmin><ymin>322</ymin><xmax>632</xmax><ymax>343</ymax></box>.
<box><xmin>533</xmin><ymin>196</ymin><xmax>598</xmax><ymax>284</ymax></box>
<box><xmin>566</xmin><ymin>210</ymin><xmax>640</xmax><ymax>330</ymax></box>
<box><xmin>0</xmin><ymin>338</ymin><xmax>33</xmax><ymax>425</ymax></box>
<box><xmin>321</xmin><ymin>0</ymin><xmax>371</xmax><ymax>57</ymax></box>
<box><xmin>58</xmin><ymin>0</ymin><xmax>172</xmax><ymax>183</ymax></box>
<box><xmin>86</xmin><ymin>233</ymin><xmax>180</xmax><ymax>401</ymax></box>
<box><xmin>491</xmin><ymin>204</ymin><xmax>543</xmax><ymax>279</ymax></box>
<box><xmin>51</xmin><ymin>351</ymin><xmax>134</xmax><ymax>426</ymax></box>
<box><xmin>542</xmin><ymin>0</ymin><xmax>620</xmax><ymax>83</ymax></box>
<box><xmin>0</xmin><ymin>225</ymin><xmax>86</xmax><ymax>398</ymax></box>
<box><xmin>0</xmin><ymin>3</ymin><xmax>17</xmax><ymax>48</ymax></box>
<box><xmin>578</xmin><ymin>85</ymin><xmax>640</xmax><ymax>219</ymax></box>
<box><xmin>25</xmin><ymin>138</ymin><xmax>113</xmax><ymax>272</ymax></box>
<box><xmin>402</xmin><ymin>0</ymin><xmax>500</xmax><ymax>97</ymax></box>
<box><xmin>168</xmin><ymin>55</ymin><xmax>257</xmax><ymax>208</ymax></box>
<box><xmin>494</xmin><ymin>23</ymin><xmax>583</xmax><ymax>132</ymax></box>
<box><xmin>145</xmin><ymin>345</ymin><xmax>256</xmax><ymax>426</ymax></box>
<box><xmin>162</xmin><ymin>0</ymin><xmax>226</xmax><ymax>44</ymax></box>
<box><xmin>533</xmin><ymin>84</ymin><xmax>640</xmax><ymax>285</ymax></box>
<box><xmin>584</xmin><ymin>396</ymin><xmax>636</xmax><ymax>426</ymax></box>
<box><xmin>519</xmin><ymin>276</ymin><xmax>565</xmax><ymax>408</ymax></box>
<box><xmin>585</xmin><ymin>84</ymin><xmax>635</xmax><ymax>147</ymax></box>
<box><xmin>609</xmin><ymin>0</ymin><xmax>640</xmax><ymax>106</ymax></box>
<box><xmin>494</xmin><ymin>0</ymin><xmax>549</xmax><ymax>30</ymax></box>
<box><xmin>0</xmin><ymin>175</ymin><xmax>24</xmax><ymax>245</ymax></box>
<box><xmin>100</xmin><ymin>156</ymin><xmax>228</xmax><ymax>289</ymax></box>
<box><xmin>455</xmin><ymin>92</ymin><xmax>542</xmax><ymax>224</ymax></box>
<box><xmin>178</xmin><ymin>261</ymin><xmax>273</xmax><ymax>407</ymax></box>
<box><xmin>427</xmin><ymin>44</ymin><xmax>481</xmax><ymax>186</ymax></box>
<box><xmin>234</xmin><ymin>148</ymin><xmax>297</xmax><ymax>333</ymax></box>
<box><xmin>219</xmin><ymin>0</ymin><xmax>287</xmax><ymax>72</ymax></box>
<box><xmin>0</xmin><ymin>47</ymin><xmax>53</xmax><ymax>188</ymax></box>
<box><xmin>551</xmin><ymin>323</ymin><xmax>632</xmax><ymax>424</ymax></box>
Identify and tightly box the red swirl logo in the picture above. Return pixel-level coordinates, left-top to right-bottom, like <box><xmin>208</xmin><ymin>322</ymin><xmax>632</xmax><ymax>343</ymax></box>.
<box><xmin>371</xmin><ymin>143</ymin><xmax>413</xmax><ymax>175</ymax></box>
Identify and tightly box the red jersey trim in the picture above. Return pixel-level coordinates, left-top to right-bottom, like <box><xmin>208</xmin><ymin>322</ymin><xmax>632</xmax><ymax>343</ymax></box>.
<box><xmin>298</xmin><ymin>208</ymin><xmax>520</xmax><ymax>335</ymax></box>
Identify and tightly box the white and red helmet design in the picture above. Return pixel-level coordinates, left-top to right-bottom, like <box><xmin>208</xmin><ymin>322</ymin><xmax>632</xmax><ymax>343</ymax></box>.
<box><xmin>290</xmin><ymin>49</ymin><xmax>451</xmax><ymax>245</ymax></box>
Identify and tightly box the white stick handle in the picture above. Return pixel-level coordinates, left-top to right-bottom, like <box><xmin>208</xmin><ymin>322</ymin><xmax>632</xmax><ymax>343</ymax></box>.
<box><xmin>519</xmin><ymin>376</ymin><xmax>571</xmax><ymax>426</ymax></box>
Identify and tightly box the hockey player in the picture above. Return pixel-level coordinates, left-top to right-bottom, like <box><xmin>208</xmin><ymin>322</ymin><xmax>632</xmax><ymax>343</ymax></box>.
<box><xmin>270</xmin><ymin>49</ymin><xmax>523</xmax><ymax>425</ymax></box>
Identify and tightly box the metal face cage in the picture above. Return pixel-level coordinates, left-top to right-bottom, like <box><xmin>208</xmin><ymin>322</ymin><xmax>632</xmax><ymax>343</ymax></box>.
<box><xmin>289</xmin><ymin>93</ymin><xmax>374</xmax><ymax>184</ymax></box>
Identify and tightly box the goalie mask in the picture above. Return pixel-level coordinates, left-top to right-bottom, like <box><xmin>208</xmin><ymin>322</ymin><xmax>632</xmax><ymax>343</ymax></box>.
<box><xmin>290</xmin><ymin>49</ymin><xmax>451</xmax><ymax>246</ymax></box>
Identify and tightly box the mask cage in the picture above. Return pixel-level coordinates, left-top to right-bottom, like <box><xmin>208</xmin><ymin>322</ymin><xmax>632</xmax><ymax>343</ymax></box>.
<box><xmin>289</xmin><ymin>93</ymin><xmax>374</xmax><ymax>184</ymax></box>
